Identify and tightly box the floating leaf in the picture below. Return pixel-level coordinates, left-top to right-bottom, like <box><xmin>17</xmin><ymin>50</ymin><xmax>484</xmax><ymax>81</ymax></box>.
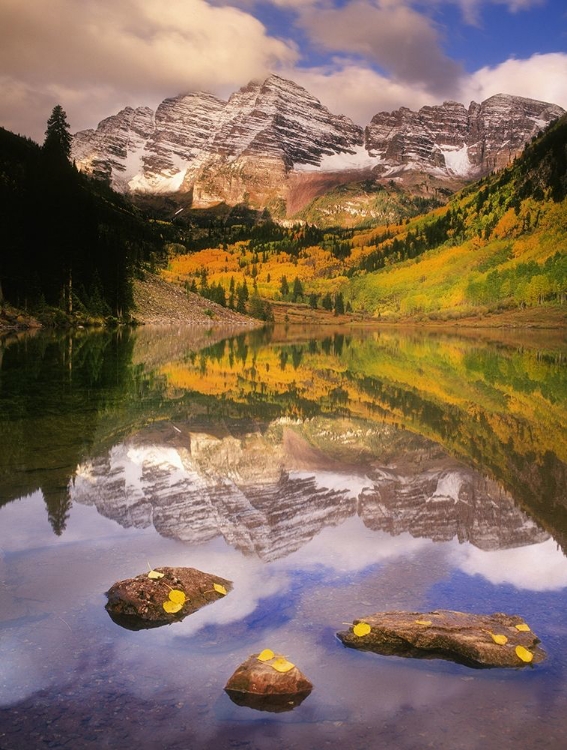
<box><xmin>271</xmin><ymin>657</ymin><xmax>295</xmax><ymax>673</ymax></box>
<box><xmin>415</xmin><ymin>620</ymin><xmax>432</xmax><ymax>626</ymax></box>
<box><xmin>257</xmin><ymin>649</ymin><xmax>275</xmax><ymax>662</ymax></box>
<box><xmin>213</xmin><ymin>583</ymin><xmax>228</xmax><ymax>596</ymax></box>
<box><xmin>490</xmin><ymin>633</ymin><xmax>508</xmax><ymax>645</ymax></box>
<box><xmin>168</xmin><ymin>590</ymin><xmax>186</xmax><ymax>605</ymax></box>
<box><xmin>148</xmin><ymin>570</ymin><xmax>164</xmax><ymax>580</ymax></box>
<box><xmin>515</xmin><ymin>645</ymin><xmax>534</xmax><ymax>663</ymax></box>
<box><xmin>163</xmin><ymin>600</ymin><xmax>183</xmax><ymax>614</ymax></box>
<box><xmin>353</xmin><ymin>622</ymin><xmax>371</xmax><ymax>637</ymax></box>
<box><xmin>515</xmin><ymin>623</ymin><xmax>531</xmax><ymax>632</ymax></box>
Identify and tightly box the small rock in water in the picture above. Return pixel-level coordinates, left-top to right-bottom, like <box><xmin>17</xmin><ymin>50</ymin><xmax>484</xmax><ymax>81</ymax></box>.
<box><xmin>337</xmin><ymin>610</ymin><xmax>545</xmax><ymax>668</ymax></box>
<box><xmin>225</xmin><ymin>652</ymin><xmax>313</xmax><ymax>712</ymax></box>
<box><xmin>105</xmin><ymin>566</ymin><xmax>232</xmax><ymax>630</ymax></box>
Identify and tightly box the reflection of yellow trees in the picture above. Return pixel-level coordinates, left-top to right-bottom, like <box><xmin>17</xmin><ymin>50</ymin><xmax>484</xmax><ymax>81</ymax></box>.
<box><xmin>158</xmin><ymin>330</ymin><xmax>567</xmax><ymax>467</ymax></box>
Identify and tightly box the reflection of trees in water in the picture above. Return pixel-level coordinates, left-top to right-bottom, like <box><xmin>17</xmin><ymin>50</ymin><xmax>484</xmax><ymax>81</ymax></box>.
<box><xmin>0</xmin><ymin>331</ymin><xmax>139</xmax><ymax>534</ymax></box>
<box><xmin>2</xmin><ymin>326</ymin><xmax>567</xmax><ymax>545</ymax></box>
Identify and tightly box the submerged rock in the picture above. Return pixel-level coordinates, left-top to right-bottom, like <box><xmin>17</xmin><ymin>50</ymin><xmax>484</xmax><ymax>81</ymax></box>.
<box><xmin>225</xmin><ymin>651</ymin><xmax>313</xmax><ymax>712</ymax></box>
<box><xmin>337</xmin><ymin>610</ymin><xmax>546</xmax><ymax>668</ymax></box>
<box><xmin>105</xmin><ymin>566</ymin><xmax>232</xmax><ymax>630</ymax></box>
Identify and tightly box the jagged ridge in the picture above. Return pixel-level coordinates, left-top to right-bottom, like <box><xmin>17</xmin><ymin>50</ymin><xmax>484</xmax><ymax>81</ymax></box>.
<box><xmin>72</xmin><ymin>77</ymin><xmax>564</xmax><ymax>214</ymax></box>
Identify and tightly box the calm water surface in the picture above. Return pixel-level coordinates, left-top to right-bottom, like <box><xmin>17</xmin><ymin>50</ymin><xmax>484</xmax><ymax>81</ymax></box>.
<box><xmin>1</xmin><ymin>324</ymin><xmax>567</xmax><ymax>749</ymax></box>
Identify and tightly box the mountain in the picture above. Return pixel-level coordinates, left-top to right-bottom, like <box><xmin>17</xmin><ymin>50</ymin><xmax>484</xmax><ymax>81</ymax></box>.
<box><xmin>73</xmin><ymin>75</ymin><xmax>364</xmax><ymax>210</ymax></box>
<box><xmin>72</xmin><ymin>77</ymin><xmax>563</xmax><ymax>220</ymax></box>
<box><xmin>365</xmin><ymin>94</ymin><xmax>563</xmax><ymax>179</ymax></box>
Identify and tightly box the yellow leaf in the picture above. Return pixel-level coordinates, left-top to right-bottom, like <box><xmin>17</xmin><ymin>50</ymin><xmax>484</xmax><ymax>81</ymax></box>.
<box><xmin>163</xmin><ymin>600</ymin><xmax>183</xmax><ymax>614</ymax></box>
<box><xmin>515</xmin><ymin>645</ymin><xmax>534</xmax><ymax>663</ymax></box>
<box><xmin>271</xmin><ymin>657</ymin><xmax>295</xmax><ymax>673</ymax></box>
<box><xmin>257</xmin><ymin>649</ymin><xmax>275</xmax><ymax>662</ymax></box>
<box><xmin>515</xmin><ymin>623</ymin><xmax>531</xmax><ymax>632</ymax></box>
<box><xmin>148</xmin><ymin>570</ymin><xmax>164</xmax><ymax>580</ymax></box>
<box><xmin>213</xmin><ymin>583</ymin><xmax>228</xmax><ymax>596</ymax></box>
<box><xmin>353</xmin><ymin>622</ymin><xmax>371</xmax><ymax>637</ymax></box>
<box><xmin>415</xmin><ymin>620</ymin><xmax>432</xmax><ymax>626</ymax></box>
<box><xmin>490</xmin><ymin>633</ymin><xmax>508</xmax><ymax>645</ymax></box>
<box><xmin>168</xmin><ymin>590</ymin><xmax>186</xmax><ymax>605</ymax></box>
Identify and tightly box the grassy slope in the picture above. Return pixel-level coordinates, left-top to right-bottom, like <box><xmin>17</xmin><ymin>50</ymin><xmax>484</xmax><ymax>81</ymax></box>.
<box><xmin>348</xmin><ymin>115</ymin><xmax>567</xmax><ymax>320</ymax></box>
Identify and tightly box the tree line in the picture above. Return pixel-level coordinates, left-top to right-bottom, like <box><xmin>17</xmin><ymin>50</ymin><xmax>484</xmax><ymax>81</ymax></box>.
<box><xmin>0</xmin><ymin>107</ymin><xmax>167</xmax><ymax>322</ymax></box>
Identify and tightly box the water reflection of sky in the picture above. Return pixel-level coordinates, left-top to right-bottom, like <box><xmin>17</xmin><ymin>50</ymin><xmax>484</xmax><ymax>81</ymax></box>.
<box><xmin>3</xmin><ymin>491</ymin><xmax>567</xmax><ymax>749</ymax></box>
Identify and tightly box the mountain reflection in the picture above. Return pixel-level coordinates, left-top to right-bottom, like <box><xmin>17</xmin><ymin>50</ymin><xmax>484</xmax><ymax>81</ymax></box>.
<box><xmin>1</xmin><ymin>324</ymin><xmax>566</xmax><ymax>556</ymax></box>
<box><xmin>71</xmin><ymin>418</ymin><xmax>548</xmax><ymax>560</ymax></box>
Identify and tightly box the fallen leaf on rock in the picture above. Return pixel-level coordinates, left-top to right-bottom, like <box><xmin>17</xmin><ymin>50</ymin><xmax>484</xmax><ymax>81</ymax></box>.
<box><xmin>271</xmin><ymin>657</ymin><xmax>295</xmax><ymax>673</ymax></box>
<box><xmin>213</xmin><ymin>583</ymin><xmax>228</xmax><ymax>596</ymax></box>
<box><xmin>148</xmin><ymin>570</ymin><xmax>165</xmax><ymax>580</ymax></box>
<box><xmin>168</xmin><ymin>590</ymin><xmax>186</xmax><ymax>605</ymax></box>
<box><xmin>515</xmin><ymin>645</ymin><xmax>534</xmax><ymax>663</ymax></box>
<box><xmin>490</xmin><ymin>633</ymin><xmax>508</xmax><ymax>645</ymax></box>
<box><xmin>353</xmin><ymin>622</ymin><xmax>371</xmax><ymax>637</ymax></box>
<box><xmin>515</xmin><ymin>623</ymin><xmax>531</xmax><ymax>632</ymax></box>
<box><xmin>415</xmin><ymin>620</ymin><xmax>432</xmax><ymax>626</ymax></box>
<box><xmin>257</xmin><ymin>649</ymin><xmax>275</xmax><ymax>662</ymax></box>
<box><xmin>163</xmin><ymin>601</ymin><xmax>183</xmax><ymax>614</ymax></box>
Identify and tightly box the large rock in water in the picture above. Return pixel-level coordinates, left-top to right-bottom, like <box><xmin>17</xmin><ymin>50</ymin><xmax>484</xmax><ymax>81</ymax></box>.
<box><xmin>337</xmin><ymin>610</ymin><xmax>545</xmax><ymax>668</ymax></box>
<box><xmin>105</xmin><ymin>566</ymin><xmax>232</xmax><ymax>630</ymax></box>
<box><xmin>225</xmin><ymin>651</ymin><xmax>313</xmax><ymax>712</ymax></box>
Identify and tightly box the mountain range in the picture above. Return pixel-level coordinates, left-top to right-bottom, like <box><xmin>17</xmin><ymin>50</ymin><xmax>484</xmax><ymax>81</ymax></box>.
<box><xmin>72</xmin><ymin>75</ymin><xmax>564</xmax><ymax>217</ymax></box>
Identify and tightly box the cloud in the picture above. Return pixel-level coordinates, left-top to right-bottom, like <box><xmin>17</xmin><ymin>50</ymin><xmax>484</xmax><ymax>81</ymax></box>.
<box><xmin>0</xmin><ymin>0</ymin><xmax>297</xmax><ymax>140</ymax></box>
<box><xmin>289</xmin><ymin>62</ymin><xmax>441</xmax><ymax>124</ymax></box>
<box><xmin>298</xmin><ymin>0</ymin><xmax>464</xmax><ymax>97</ymax></box>
<box><xmin>453</xmin><ymin>538</ymin><xmax>567</xmax><ymax>591</ymax></box>
<box><xmin>463</xmin><ymin>52</ymin><xmax>567</xmax><ymax>109</ymax></box>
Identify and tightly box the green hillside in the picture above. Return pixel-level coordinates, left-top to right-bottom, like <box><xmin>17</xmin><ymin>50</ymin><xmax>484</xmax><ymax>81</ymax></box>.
<box><xmin>347</xmin><ymin>114</ymin><xmax>567</xmax><ymax>320</ymax></box>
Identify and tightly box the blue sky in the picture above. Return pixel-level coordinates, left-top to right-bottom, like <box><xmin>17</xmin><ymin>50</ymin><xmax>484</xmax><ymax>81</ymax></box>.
<box><xmin>0</xmin><ymin>0</ymin><xmax>565</xmax><ymax>140</ymax></box>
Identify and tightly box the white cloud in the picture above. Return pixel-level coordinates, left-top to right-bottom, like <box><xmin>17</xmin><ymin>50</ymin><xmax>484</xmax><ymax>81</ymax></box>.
<box><xmin>453</xmin><ymin>538</ymin><xmax>567</xmax><ymax>591</ymax></box>
<box><xmin>289</xmin><ymin>62</ymin><xmax>440</xmax><ymax>124</ymax></box>
<box><xmin>463</xmin><ymin>53</ymin><xmax>567</xmax><ymax>109</ymax></box>
<box><xmin>0</xmin><ymin>0</ymin><xmax>298</xmax><ymax>140</ymax></box>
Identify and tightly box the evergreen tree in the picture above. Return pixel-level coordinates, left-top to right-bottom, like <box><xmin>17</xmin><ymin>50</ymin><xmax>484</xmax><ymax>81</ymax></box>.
<box><xmin>292</xmin><ymin>276</ymin><xmax>304</xmax><ymax>302</ymax></box>
<box><xmin>334</xmin><ymin>292</ymin><xmax>345</xmax><ymax>316</ymax></box>
<box><xmin>43</xmin><ymin>105</ymin><xmax>72</xmax><ymax>163</ymax></box>
<box><xmin>321</xmin><ymin>292</ymin><xmax>333</xmax><ymax>311</ymax></box>
<box><xmin>280</xmin><ymin>275</ymin><xmax>289</xmax><ymax>297</ymax></box>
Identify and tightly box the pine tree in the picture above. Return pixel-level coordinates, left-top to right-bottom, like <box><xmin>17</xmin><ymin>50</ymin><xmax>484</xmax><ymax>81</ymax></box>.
<box><xmin>43</xmin><ymin>105</ymin><xmax>72</xmax><ymax>163</ymax></box>
<box><xmin>292</xmin><ymin>276</ymin><xmax>304</xmax><ymax>302</ymax></box>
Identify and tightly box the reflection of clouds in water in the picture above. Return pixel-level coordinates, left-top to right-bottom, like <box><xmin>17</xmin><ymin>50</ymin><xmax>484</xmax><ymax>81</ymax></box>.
<box><xmin>280</xmin><ymin>515</ymin><xmax>431</xmax><ymax>572</ymax></box>
<box><xmin>453</xmin><ymin>538</ymin><xmax>567</xmax><ymax>591</ymax></box>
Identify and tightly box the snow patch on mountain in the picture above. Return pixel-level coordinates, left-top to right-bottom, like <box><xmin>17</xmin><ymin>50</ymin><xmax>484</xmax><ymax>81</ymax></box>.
<box><xmin>440</xmin><ymin>145</ymin><xmax>472</xmax><ymax>176</ymax></box>
<box><xmin>294</xmin><ymin>145</ymin><xmax>382</xmax><ymax>173</ymax></box>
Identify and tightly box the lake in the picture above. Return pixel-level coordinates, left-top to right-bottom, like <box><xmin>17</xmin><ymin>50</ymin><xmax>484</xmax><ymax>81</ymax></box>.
<box><xmin>1</xmin><ymin>323</ymin><xmax>567</xmax><ymax>750</ymax></box>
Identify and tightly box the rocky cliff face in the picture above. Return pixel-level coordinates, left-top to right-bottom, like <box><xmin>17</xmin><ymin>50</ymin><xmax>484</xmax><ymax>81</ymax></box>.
<box><xmin>73</xmin><ymin>75</ymin><xmax>364</xmax><ymax>205</ymax></box>
<box><xmin>365</xmin><ymin>94</ymin><xmax>564</xmax><ymax>179</ymax></box>
<box><xmin>72</xmin><ymin>79</ymin><xmax>563</xmax><ymax>213</ymax></box>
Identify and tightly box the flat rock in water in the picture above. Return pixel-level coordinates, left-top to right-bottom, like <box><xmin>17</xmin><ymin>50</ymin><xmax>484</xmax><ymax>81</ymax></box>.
<box><xmin>105</xmin><ymin>566</ymin><xmax>232</xmax><ymax>630</ymax></box>
<box><xmin>337</xmin><ymin>610</ymin><xmax>546</xmax><ymax>668</ymax></box>
<box><xmin>225</xmin><ymin>652</ymin><xmax>313</xmax><ymax>712</ymax></box>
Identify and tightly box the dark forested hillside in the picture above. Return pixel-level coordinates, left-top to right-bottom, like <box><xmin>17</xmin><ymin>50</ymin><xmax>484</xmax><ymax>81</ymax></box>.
<box><xmin>0</xmin><ymin>125</ymin><xmax>168</xmax><ymax>322</ymax></box>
